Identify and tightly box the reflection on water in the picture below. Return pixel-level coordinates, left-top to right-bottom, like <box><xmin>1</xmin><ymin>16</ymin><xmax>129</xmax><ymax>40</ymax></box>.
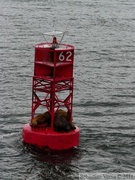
<box><xmin>23</xmin><ymin>143</ymin><xmax>81</xmax><ymax>164</ymax></box>
<box><xmin>22</xmin><ymin>143</ymin><xmax>81</xmax><ymax>180</ymax></box>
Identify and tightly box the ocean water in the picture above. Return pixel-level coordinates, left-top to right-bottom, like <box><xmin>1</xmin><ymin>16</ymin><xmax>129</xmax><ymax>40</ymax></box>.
<box><xmin>1</xmin><ymin>0</ymin><xmax>135</xmax><ymax>179</ymax></box>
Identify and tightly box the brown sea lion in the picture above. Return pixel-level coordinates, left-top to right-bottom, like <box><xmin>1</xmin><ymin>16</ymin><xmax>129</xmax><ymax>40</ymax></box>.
<box><xmin>31</xmin><ymin>111</ymin><xmax>51</xmax><ymax>127</ymax></box>
<box><xmin>54</xmin><ymin>109</ymin><xmax>76</xmax><ymax>132</ymax></box>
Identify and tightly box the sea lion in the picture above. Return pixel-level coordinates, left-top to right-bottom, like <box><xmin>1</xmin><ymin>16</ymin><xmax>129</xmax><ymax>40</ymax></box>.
<box><xmin>31</xmin><ymin>111</ymin><xmax>51</xmax><ymax>127</ymax></box>
<box><xmin>54</xmin><ymin>109</ymin><xmax>76</xmax><ymax>132</ymax></box>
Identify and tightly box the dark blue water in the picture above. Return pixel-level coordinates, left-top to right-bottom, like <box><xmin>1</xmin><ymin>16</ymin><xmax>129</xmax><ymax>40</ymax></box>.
<box><xmin>1</xmin><ymin>0</ymin><xmax>135</xmax><ymax>179</ymax></box>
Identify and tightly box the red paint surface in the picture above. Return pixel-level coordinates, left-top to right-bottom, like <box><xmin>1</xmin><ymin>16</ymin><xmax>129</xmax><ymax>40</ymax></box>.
<box><xmin>23</xmin><ymin>124</ymin><xmax>80</xmax><ymax>150</ymax></box>
<box><xmin>22</xmin><ymin>41</ymin><xmax>80</xmax><ymax>150</ymax></box>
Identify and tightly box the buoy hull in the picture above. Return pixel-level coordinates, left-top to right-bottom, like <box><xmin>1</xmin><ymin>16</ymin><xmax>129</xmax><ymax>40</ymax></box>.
<box><xmin>22</xmin><ymin>124</ymin><xmax>80</xmax><ymax>150</ymax></box>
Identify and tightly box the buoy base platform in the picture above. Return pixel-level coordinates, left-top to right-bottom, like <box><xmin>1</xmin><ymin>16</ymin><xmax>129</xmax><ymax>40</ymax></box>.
<box><xmin>22</xmin><ymin>123</ymin><xmax>80</xmax><ymax>150</ymax></box>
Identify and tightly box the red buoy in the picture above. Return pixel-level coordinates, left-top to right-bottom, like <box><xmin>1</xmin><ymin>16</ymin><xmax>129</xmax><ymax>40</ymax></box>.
<box><xmin>22</xmin><ymin>31</ymin><xmax>80</xmax><ymax>150</ymax></box>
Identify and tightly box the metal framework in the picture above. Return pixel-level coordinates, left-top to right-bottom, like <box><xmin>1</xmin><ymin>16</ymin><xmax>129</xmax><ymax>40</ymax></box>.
<box><xmin>31</xmin><ymin>42</ymin><xmax>74</xmax><ymax>128</ymax></box>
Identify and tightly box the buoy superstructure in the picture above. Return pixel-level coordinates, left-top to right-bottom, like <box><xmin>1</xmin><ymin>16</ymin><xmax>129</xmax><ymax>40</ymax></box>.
<box><xmin>22</xmin><ymin>31</ymin><xmax>80</xmax><ymax>150</ymax></box>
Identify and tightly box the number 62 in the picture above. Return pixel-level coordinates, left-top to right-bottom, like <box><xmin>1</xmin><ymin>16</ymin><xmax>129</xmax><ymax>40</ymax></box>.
<box><xmin>59</xmin><ymin>51</ymin><xmax>72</xmax><ymax>61</ymax></box>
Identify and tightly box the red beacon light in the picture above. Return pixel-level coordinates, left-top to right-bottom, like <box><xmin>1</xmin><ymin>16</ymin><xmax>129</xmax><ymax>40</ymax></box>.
<box><xmin>22</xmin><ymin>31</ymin><xmax>80</xmax><ymax>150</ymax></box>
<box><xmin>52</xmin><ymin>36</ymin><xmax>58</xmax><ymax>49</ymax></box>
<box><xmin>52</xmin><ymin>36</ymin><xmax>57</xmax><ymax>43</ymax></box>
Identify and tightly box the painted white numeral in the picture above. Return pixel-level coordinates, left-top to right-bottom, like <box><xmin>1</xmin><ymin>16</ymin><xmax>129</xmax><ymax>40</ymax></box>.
<box><xmin>59</xmin><ymin>52</ymin><xmax>65</xmax><ymax>61</ymax></box>
<box><xmin>59</xmin><ymin>51</ymin><xmax>72</xmax><ymax>61</ymax></box>
<box><xmin>66</xmin><ymin>51</ymin><xmax>72</xmax><ymax>61</ymax></box>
